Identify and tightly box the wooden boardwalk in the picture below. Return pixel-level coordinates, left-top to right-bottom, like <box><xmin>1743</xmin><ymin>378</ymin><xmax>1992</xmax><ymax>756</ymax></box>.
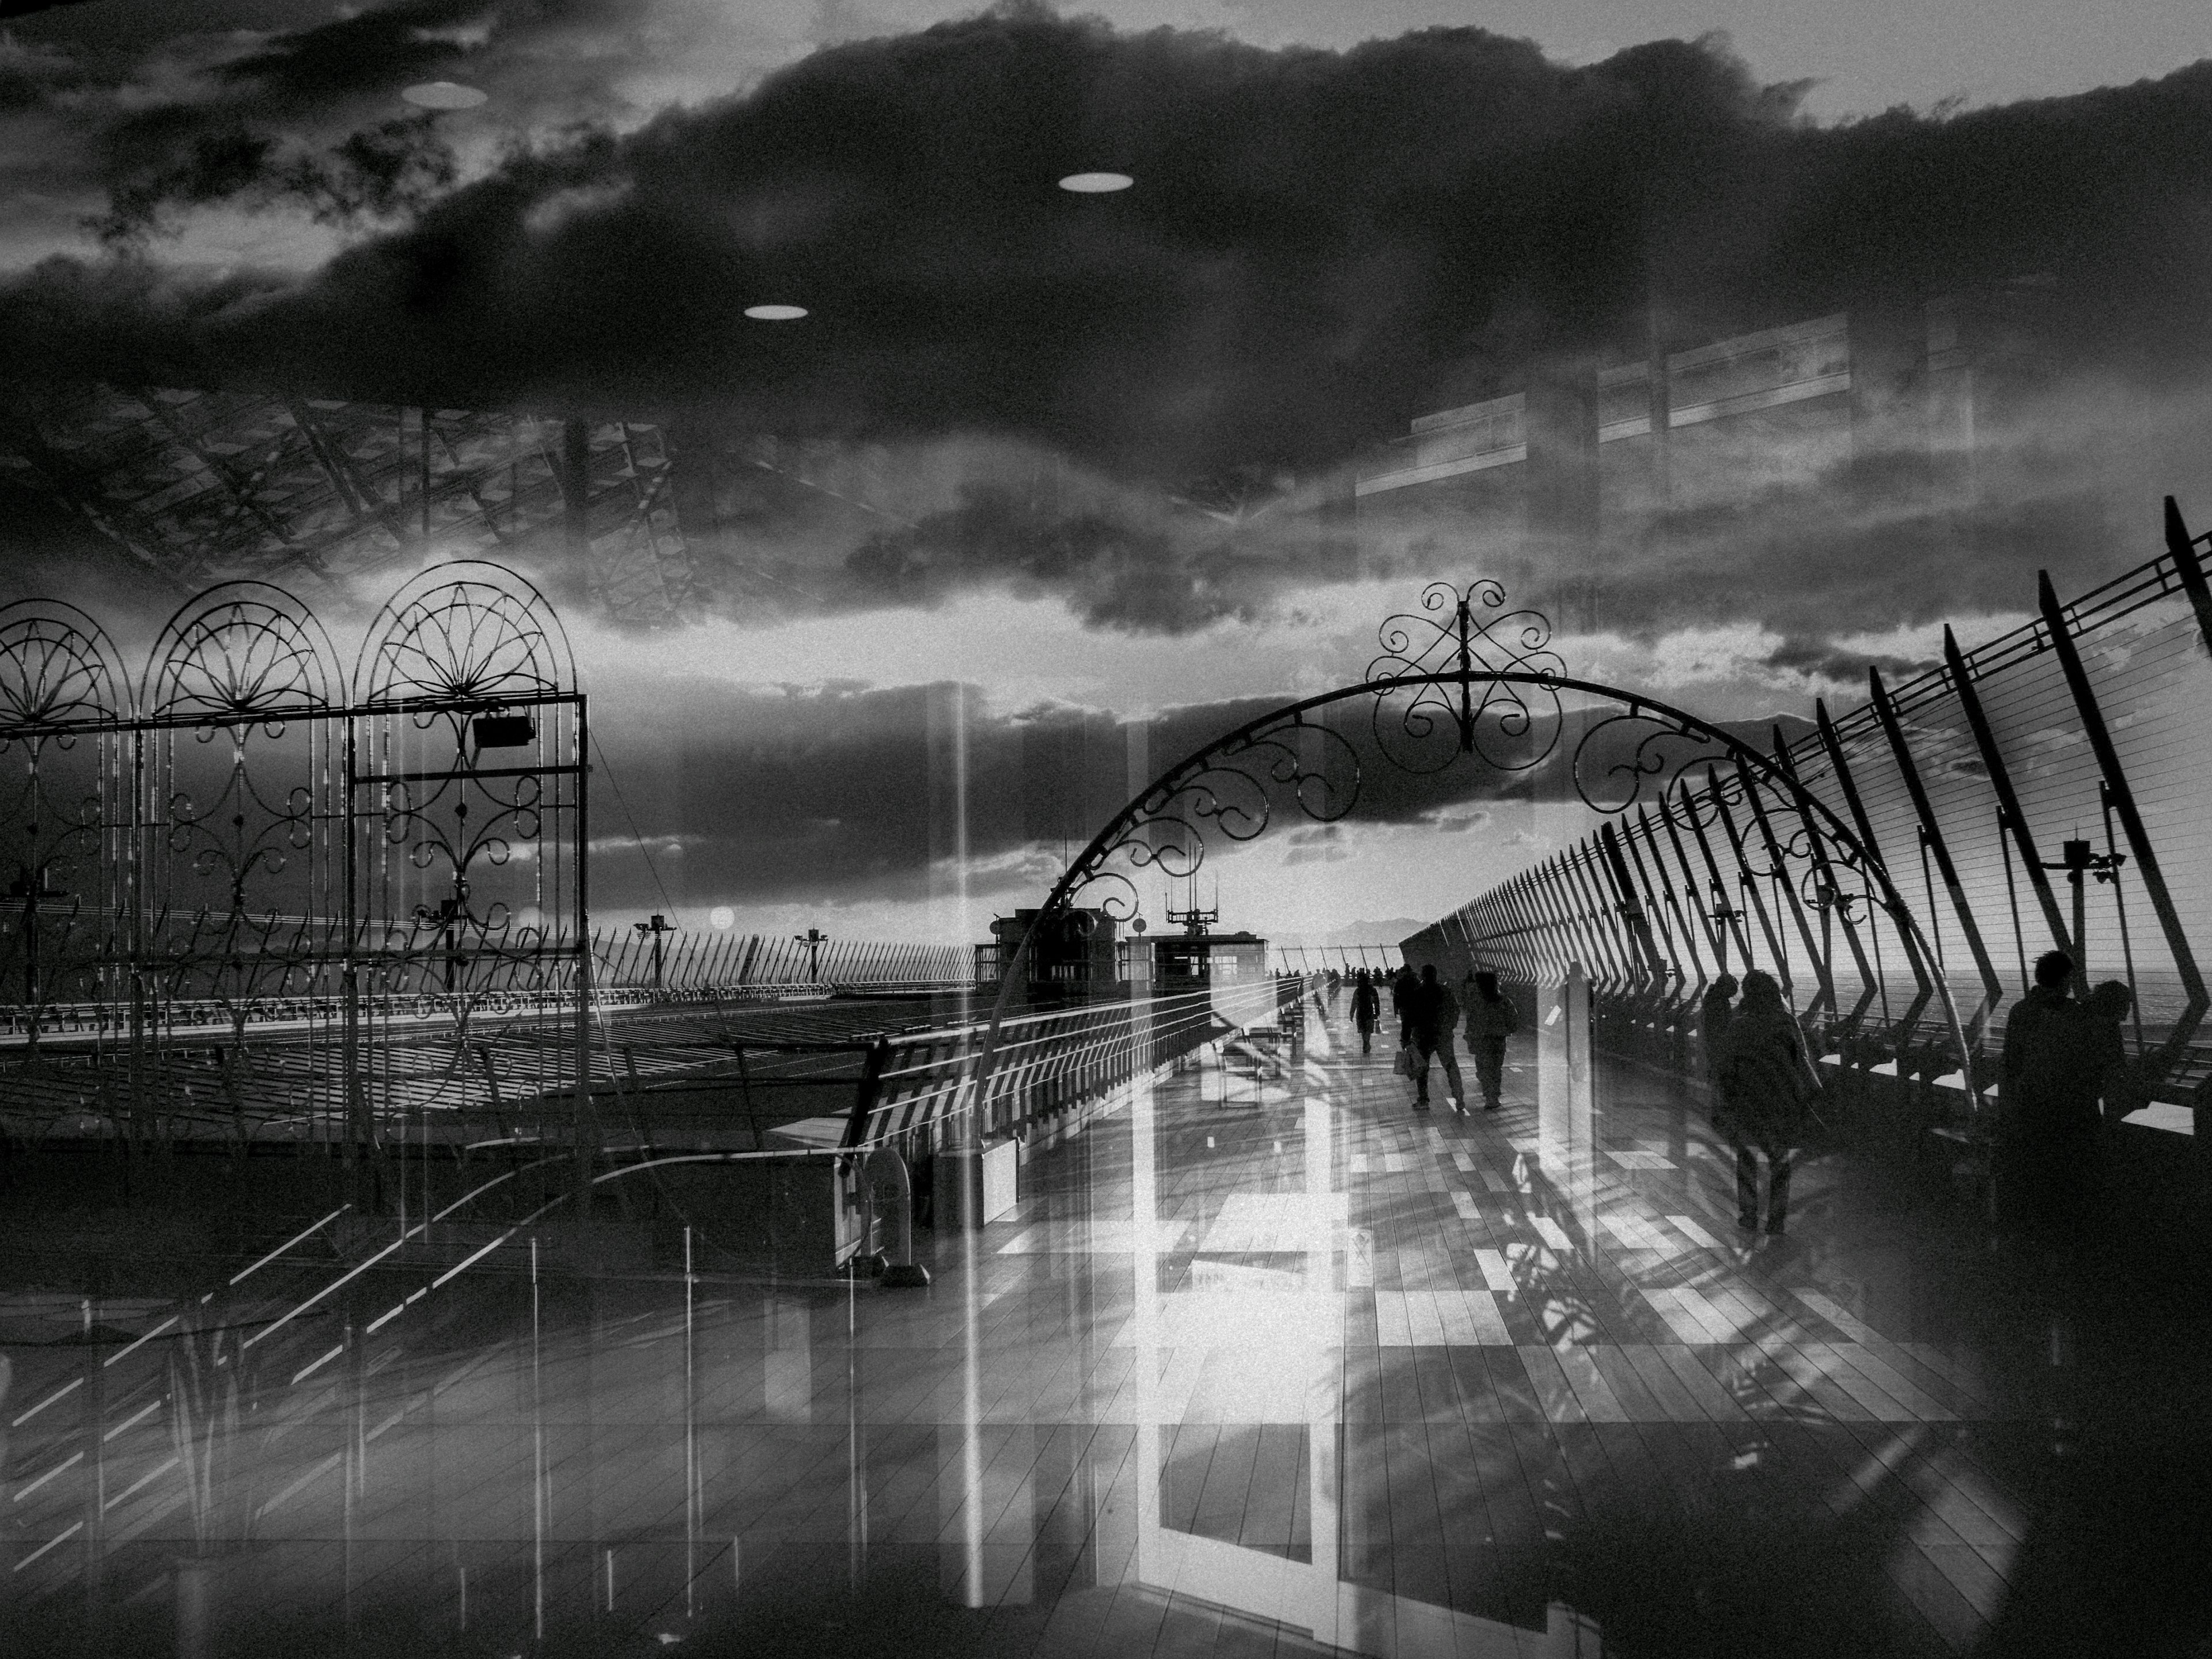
<box><xmin>8</xmin><ymin>996</ymin><xmax>2203</xmax><ymax>1658</ymax></box>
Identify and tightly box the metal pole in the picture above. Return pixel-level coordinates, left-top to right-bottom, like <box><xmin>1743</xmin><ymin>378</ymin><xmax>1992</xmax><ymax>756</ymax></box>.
<box><xmin>1942</xmin><ymin>624</ymin><xmax>2076</xmax><ymax>975</ymax></box>
<box><xmin>1597</xmin><ymin>823</ymin><xmax>1666</xmax><ymax>989</ymax></box>
<box><xmin>1656</xmin><ymin>786</ymin><xmax>1724</xmax><ymax>978</ymax></box>
<box><xmin>1816</xmin><ymin>698</ymin><xmax>1935</xmax><ymax>1046</ymax></box>
<box><xmin>2162</xmin><ymin>497</ymin><xmax>2212</xmax><ymax>653</ymax></box>
<box><xmin>344</xmin><ymin>717</ymin><xmax>362</xmax><ymax>1196</ymax></box>
<box><xmin>1703</xmin><ymin>770</ymin><xmax>1788</xmax><ymax>990</ymax></box>
<box><xmin>2036</xmin><ymin>567</ymin><xmax>2208</xmax><ymax>1067</ymax></box>
<box><xmin>1869</xmin><ymin>666</ymin><xmax>2003</xmax><ymax>1045</ymax></box>
<box><xmin>574</xmin><ymin>695</ymin><xmax>593</xmax><ymax>1220</ymax></box>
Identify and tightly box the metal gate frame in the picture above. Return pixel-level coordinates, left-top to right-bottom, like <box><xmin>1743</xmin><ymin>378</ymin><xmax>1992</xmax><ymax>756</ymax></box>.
<box><xmin>0</xmin><ymin>561</ymin><xmax>589</xmax><ymax>1201</ymax></box>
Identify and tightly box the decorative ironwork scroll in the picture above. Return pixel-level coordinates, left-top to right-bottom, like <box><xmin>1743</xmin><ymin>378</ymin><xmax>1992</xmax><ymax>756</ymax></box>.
<box><xmin>142</xmin><ymin>583</ymin><xmax>347</xmax><ymax>1142</ymax></box>
<box><xmin>1367</xmin><ymin>578</ymin><xmax>1566</xmax><ymax>775</ymax></box>
<box><xmin>1056</xmin><ymin>579</ymin><xmax>1556</xmax><ymax>922</ymax></box>
<box><xmin>0</xmin><ymin>601</ymin><xmax>129</xmax><ymax>1033</ymax></box>
<box><xmin>1061</xmin><ymin>712</ymin><xmax>1362</xmax><ymax>923</ymax></box>
<box><xmin>966</xmin><ymin>577</ymin><xmax>1986</xmax><ymax>1146</ymax></box>
<box><xmin>354</xmin><ymin>563</ymin><xmax>585</xmax><ymax>1154</ymax></box>
<box><xmin>0</xmin><ymin>562</ymin><xmax>590</xmax><ymax>1160</ymax></box>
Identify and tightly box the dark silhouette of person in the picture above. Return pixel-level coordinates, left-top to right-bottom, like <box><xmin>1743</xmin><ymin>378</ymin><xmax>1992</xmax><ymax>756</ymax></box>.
<box><xmin>1715</xmin><ymin>969</ymin><xmax>1813</xmax><ymax>1236</ymax></box>
<box><xmin>1463</xmin><ymin>969</ymin><xmax>1517</xmax><ymax>1111</ymax></box>
<box><xmin>1390</xmin><ymin>965</ymin><xmax>1419</xmax><ymax>1048</ymax></box>
<box><xmin>2085</xmin><ymin>979</ymin><xmax>2139</xmax><ymax>1128</ymax></box>
<box><xmin>1407</xmin><ymin>963</ymin><xmax>1463</xmax><ymax>1111</ymax></box>
<box><xmin>1350</xmin><ymin>969</ymin><xmax>1381</xmax><ymax>1055</ymax></box>
<box><xmin>1700</xmin><ymin>972</ymin><xmax>1739</xmax><ymax>1095</ymax></box>
<box><xmin>2001</xmin><ymin>950</ymin><xmax>2104</xmax><ymax>1227</ymax></box>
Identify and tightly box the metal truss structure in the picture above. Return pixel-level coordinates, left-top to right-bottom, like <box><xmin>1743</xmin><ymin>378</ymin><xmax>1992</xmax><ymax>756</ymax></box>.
<box><xmin>0</xmin><ymin>381</ymin><xmax>700</xmax><ymax>626</ymax></box>
<box><xmin>1420</xmin><ymin>496</ymin><xmax>2212</xmax><ymax>1112</ymax></box>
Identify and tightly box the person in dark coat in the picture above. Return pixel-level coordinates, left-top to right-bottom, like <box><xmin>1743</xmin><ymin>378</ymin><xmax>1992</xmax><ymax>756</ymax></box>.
<box><xmin>2001</xmin><ymin>951</ymin><xmax>2104</xmax><ymax>1227</ymax></box>
<box><xmin>1350</xmin><ymin>969</ymin><xmax>1381</xmax><ymax>1055</ymax></box>
<box><xmin>1390</xmin><ymin>965</ymin><xmax>1419</xmax><ymax>1047</ymax></box>
<box><xmin>1462</xmin><ymin>970</ymin><xmax>1517</xmax><ymax>1111</ymax></box>
<box><xmin>2084</xmin><ymin>979</ymin><xmax>2139</xmax><ymax>1129</ymax></box>
<box><xmin>1715</xmin><ymin>969</ymin><xmax>1813</xmax><ymax>1236</ymax></box>
<box><xmin>1699</xmin><ymin>973</ymin><xmax>1738</xmax><ymax>1083</ymax></box>
<box><xmin>1407</xmin><ymin>964</ymin><xmax>1463</xmax><ymax>1111</ymax></box>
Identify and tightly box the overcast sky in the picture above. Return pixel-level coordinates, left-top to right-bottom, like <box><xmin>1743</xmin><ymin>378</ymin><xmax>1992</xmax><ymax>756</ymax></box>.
<box><xmin>2</xmin><ymin>1</ymin><xmax>2209</xmax><ymax>945</ymax></box>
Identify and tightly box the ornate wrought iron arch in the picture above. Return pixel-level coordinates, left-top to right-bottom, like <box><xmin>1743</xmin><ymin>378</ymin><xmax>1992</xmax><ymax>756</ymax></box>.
<box><xmin>0</xmin><ymin>600</ymin><xmax>133</xmax><ymax>1022</ymax></box>
<box><xmin>355</xmin><ymin>560</ymin><xmax>576</xmax><ymax>710</ymax></box>
<box><xmin>964</xmin><ymin>582</ymin><xmax>1983</xmax><ymax>1138</ymax></box>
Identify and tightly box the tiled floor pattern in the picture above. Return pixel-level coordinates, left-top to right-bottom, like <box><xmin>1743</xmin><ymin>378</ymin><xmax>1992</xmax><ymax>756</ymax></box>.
<box><xmin>9</xmin><ymin>1001</ymin><xmax>2209</xmax><ymax>1657</ymax></box>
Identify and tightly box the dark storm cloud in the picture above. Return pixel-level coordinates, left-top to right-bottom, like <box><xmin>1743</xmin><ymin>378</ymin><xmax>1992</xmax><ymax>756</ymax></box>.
<box><xmin>10</xmin><ymin>12</ymin><xmax>2212</xmax><ymax>471</ymax></box>
<box><xmin>836</xmin><ymin>480</ymin><xmax>1362</xmax><ymax>633</ymax></box>
<box><xmin>88</xmin><ymin>116</ymin><xmax>460</xmax><ymax>246</ymax></box>
<box><xmin>8</xmin><ymin>0</ymin><xmax>670</xmax><ymax>248</ymax></box>
<box><xmin>1762</xmin><ymin>634</ymin><xmax>1937</xmax><ymax>687</ymax></box>
<box><xmin>214</xmin><ymin>0</ymin><xmax>492</xmax><ymax>102</ymax></box>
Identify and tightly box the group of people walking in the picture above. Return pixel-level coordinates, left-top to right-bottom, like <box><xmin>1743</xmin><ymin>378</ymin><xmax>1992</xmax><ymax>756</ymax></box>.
<box><xmin>1698</xmin><ymin>969</ymin><xmax>1819</xmax><ymax>1236</ymax></box>
<box><xmin>1343</xmin><ymin>963</ymin><xmax>1518</xmax><ymax>1112</ymax></box>
<box><xmin>1997</xmin><ymin>950</ymin><xmax>2135</xmax><ymax>1229</ymax></box>
<box><xmin>1698</xmin><ymin>947</ymin><xmax>2138</xmax><ymax>1237</ymax></box>
<box><xmin>1315</xmin><ymin>944</ymin><xmax>2139</xmax><ymax>1244</ymax></box>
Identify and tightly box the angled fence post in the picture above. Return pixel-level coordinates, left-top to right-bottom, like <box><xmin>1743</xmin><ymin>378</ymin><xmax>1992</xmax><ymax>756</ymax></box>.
<box><xmin>1817</xmin><ymin>698</ymin><xmax>1936</xmax><ymax>1047</ymax></box>
<box><xmin>1942</xmin><ymin>625</ymin><xmax>2076</xmax><ymax>977</ymax></box>
<box><xmin>2164</xmin><ymin>497</ymin><xmax>2212</xmax><ymax>654</ymax></box>
<box><xmin>1771</xmin><ymin>729</ymin><xmax>1880</xmax><ymax>1035</ymax></box>
<box><xmin>1868</xmin><ymin>666</ymin><xmax>2003</xmax><ymax>1050</ymax></box>
<box><xmin>1703</xmin><ymin>768</ymin><xmax>1789</xmax><ymax>993</ymax></box>
<box><xmin>1735</xmin><ymin>753</ymin><xmax>1832</xmax><ymax>1017</ymax></box>
<box><xmin>1598</xmin><ymin>821</ymin><xmax>1668</xmax><ymax>990</ymax></box>
<box><xmin>2036</xmin><ymin>569</ymin><xmax>2209</xmax><ymax>1074</ymax></box>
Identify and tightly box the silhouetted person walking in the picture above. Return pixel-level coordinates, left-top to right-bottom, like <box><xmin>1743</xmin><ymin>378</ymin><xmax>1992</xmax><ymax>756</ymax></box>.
<box><xmin>1350</xmin><ymin>969</ymin><xmax>1381</xmax><ymax>1055</ymax></box>
<box><xmin>1715</xmin><ymin>969</ymin><xmax>1812</xmax><ymax>1236</ymax></box>
<box><xmin>1463</xmin><ymin>970</ymin><xmax>1517</xmax><ymax>1111</ymax></box>
<box><xmin>1391</xmin><ymin>965</ymin><xmax>1419</xmax><ymax>1048</ymax></box>
<box><xmin>1407</xmin><ymin>963</ymin><xmax>1463</xmax><ymax>1112</ymax></box>
<box><xmin>2001</xmin><ymin>950</ymin><xmax>2104</xmax><ymax>1228</ymax></box>
<box><xmin>1700</xmin><ymin>972</ymin><xmax>1738</xmax><ymax>1093</ymax></box>
<box><xmin>1407</xmin><ymin>968</ymin><xmax>1460</xmax><ymax>1110</ymax></box>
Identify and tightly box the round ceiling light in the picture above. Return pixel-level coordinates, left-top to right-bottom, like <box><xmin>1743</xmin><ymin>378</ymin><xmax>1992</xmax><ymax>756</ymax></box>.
<box><xmin>401</xmin><ymin>81</ymin><xmax>488</xmax><ymax>110</ymax></box>
<box><xmin>743</xmin><ymin>304</ymin><xmax>808</xmax><ymax>321</ymax></box>
<box><xmin>1058</xmin><ymin>172</ymin><xmax>1134</xmax><ymax>193</ymax></box>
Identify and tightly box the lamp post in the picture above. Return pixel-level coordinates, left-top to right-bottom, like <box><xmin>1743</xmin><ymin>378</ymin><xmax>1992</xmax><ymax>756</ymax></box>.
<box><xmin>2037</xmin><ymin>834</ymin><xmax>2124</xmax><ymax>987</ymax></box>
<box><xmin>634</xmin><ymin>913</ymin><xmax>675</xmax><ymax>991</ymax></box>
<box><xmin>8</xmin><ymin>860</ymin><xmax>66</xmax><ymax>1012</ymax></box>
<box><xmin>1707</xmin><ymin>879</ymin><xmax>1741</xmax><ymax>976</ymax></box>
<box><xmin>416</xmin><ymin>893</ymin><xmax>467</xmax><ymax>993</ymax></box>
<box><xmin>794</xmin><ymin>927</ymin><xmax>828</xmax><ymax>983</ymax></box>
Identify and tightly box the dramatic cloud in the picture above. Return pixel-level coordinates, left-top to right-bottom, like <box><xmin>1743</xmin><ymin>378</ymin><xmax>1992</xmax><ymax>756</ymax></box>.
<box><xmin>581</xmin><ymin>666</ymin><xmax>1787</xmax><ymax>914</ymax></box>
<box><xmin>5</xmin><ymin>12</ymin><xmax>2210</xmax><ymax>481</ymax></box>
<box><xmin>88</xmin><ymin>115</ymin><xmax>460</xmax><ymax>245</ymax></box>
<box><xmin>835</xmin><ymin>477</ymin><xmax>1366</xmax><ymax>632</ymax></box>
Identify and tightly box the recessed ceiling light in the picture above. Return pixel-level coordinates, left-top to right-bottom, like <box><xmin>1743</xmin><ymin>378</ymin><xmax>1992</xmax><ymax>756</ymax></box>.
<box><xmin>1058</xmin><ymin>172</ymin><xmax>1134</xmax><ymax>193</ymax></box>
<box><xmin>402</xmin><ymin>81</ymin><xmax>488</xmax><ymax>111</ymax></box>
<box><xmin>744</xmin><ymin>304</ymin><xmax>808</xmax><ymax>321</ymax></box>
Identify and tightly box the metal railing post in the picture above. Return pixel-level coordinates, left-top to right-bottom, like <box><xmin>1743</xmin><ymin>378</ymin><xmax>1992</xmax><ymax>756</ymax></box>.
<box><xmin>1869</xmin><ymin>667</ymin><xmax>2003</xmax><ymax>1048</ymax></box>
<box><xmin>2037</xmin><ymin>569</ymin><xmax>2209</xmax><ymax>1072</ymax></box>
